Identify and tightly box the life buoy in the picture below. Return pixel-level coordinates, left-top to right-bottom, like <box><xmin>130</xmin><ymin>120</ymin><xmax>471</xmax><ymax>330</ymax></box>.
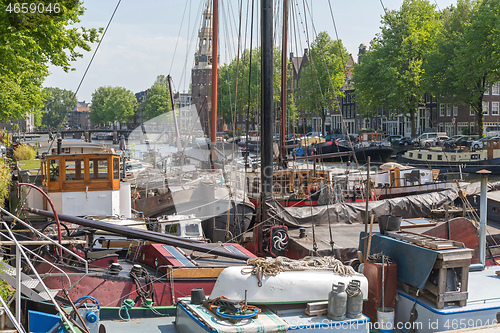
<box><xmin>309</xmin><ymin>183</ymin><xmax>320</xmax><ymax>194</ymax></box>
<box><xmin>371</xmin><ymin>190</ymin><xmax>377</xmax><ymax>201</ymax></box>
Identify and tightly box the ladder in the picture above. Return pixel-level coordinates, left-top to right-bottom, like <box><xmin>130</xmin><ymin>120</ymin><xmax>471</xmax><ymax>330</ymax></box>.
<box><xmin>386</xmin><ymin>230</ymin><xmax>465</xmax><ymax>250</ymax></box>
<box><xmin>0</xmin><ymin>259</ymin><xmax>60</xmax><ymax>302</ymax></box>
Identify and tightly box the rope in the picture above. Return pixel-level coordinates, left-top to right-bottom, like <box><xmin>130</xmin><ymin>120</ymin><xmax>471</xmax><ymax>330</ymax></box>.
<box><xmin>118</xmin><ymin>299</ymin><xmax>135</xmax><ymax>321</ymax></box>
<box><xmin>244</xmin><ymin>256</ymin><xmax>356</xmax><ymax>278</ymax></box>
<box><xmin>366</xmin><ymin>253</ymin><xmax>394</xmax><ymax>264</ymax></box>
<box><xmin>345</xmin><ymin>282</ymin><xmax>362</xmax><ymax>298</ymax></box>
<box><xmin>129</xmin><ymin>266</ymin><xmax>156</xmax><ymax>305</ymax></box>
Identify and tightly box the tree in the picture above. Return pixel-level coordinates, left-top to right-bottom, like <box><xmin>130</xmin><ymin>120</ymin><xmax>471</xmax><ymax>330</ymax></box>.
<box><xmin>425</xmin><ymin>0</ymin><xmax>500</xmax><ymax>136</ymax></box>
<box><xmin>353</xmin><ymin>0</ymin><xmax>441</xmax><ymax>137</ymax></box>
<box><xmin>296</xmin><ymin>32</ymin><xmax>348</xmax><ymax>135</ymax></box>
<box><xmin>90</xmin><ymin>86</ymin><xmax>137</xmax><ymax>128</ymax></box>
<box><xmin>218</xmin><ymin>47</ymin><xmax>281</xmax><ymax>132</ymax></box>
<box><xmin>0</xmin><ymin>1</ymin><xmax>101</xmax><ymax>121</ymax></box>
<box><xmin>142</xmin><ymin>75</ymin><xmax>172</xmax><ymax>120</ymax></box>
<box><xmin>40</xmin><ymin>87</ymin><xmax>76</xmax><ymax>129</ymax></box>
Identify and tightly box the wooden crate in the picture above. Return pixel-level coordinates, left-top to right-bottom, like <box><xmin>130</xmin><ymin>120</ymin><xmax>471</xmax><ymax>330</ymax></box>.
<box><xmin>423</xmin><ymin>248</ymin><xmax>473</xmax><ymax>309</ymax></box>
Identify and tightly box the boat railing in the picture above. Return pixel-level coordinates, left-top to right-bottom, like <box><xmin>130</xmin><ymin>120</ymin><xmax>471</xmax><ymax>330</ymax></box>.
<box><xmin>0</xmin><ymin>206</ymin><xmax>88</xmax><ymax>284</ymax></box>
<box><xmin>0</xmin><ymin>294</ymin><xmax>26</xmax><ymax>333</ymax></box>
<box><xmin>0</xmin><ymin>220</ymin><xmax>78</xmax><ymax>333</ymax></box>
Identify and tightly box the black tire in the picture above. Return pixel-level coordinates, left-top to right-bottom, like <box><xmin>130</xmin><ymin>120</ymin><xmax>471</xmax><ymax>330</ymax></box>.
<box><xmin>474</xmin><ymin>144</ymin><xmax>479</xmax><ymax>150</ymax></box>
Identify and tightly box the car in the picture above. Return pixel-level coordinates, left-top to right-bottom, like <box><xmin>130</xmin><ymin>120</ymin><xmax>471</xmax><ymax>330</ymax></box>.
<box><xmin>386</xmin><ymin>135</ymin><xmax>403</xmax><ymax>143</ymax></box>
<box><xmin>413</xmin><ymin>132</ymin><xmax>448</xmax><ymax>147</ymax></box>
<box><xmin>471</xmin><ymin>136</ymin><xmax>499</xmax><ymax>150</ymax></box>
<box><xmin>304</xmin><ymin>131</ymin><xmax>324</xmax><ymax>138</ymax></box>
<box><xmin>398</xmin><ymin>137</ymin><xmax>414</xmax><ymax>146</ymax></box>
<box><xmin>444</xmin><ymin>135</ymin><xmax>479</xmax><ymax>148</ymax></box>
<box><xmin>421</xmin><ymin>135</ymin><xmax>449</xmax><ymax>147</ymax></box>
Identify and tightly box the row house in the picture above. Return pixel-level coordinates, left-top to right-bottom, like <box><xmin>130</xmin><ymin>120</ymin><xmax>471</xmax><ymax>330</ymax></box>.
<box><xmin>66</xmin><ymin>101</ymin><xmax>91</xmax><ymax>130</ymax></box>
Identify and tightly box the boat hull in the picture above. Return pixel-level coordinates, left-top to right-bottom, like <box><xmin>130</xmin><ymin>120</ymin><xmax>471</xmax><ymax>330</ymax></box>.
<box><xmin>209</xmin><ymin>266</ymin><xmax>368</xmax><ymax>304</ymax></box>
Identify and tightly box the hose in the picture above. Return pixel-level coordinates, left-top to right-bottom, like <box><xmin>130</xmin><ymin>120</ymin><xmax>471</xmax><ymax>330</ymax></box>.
<box><xmin>118</xmin><ymin>299</ymin><xmax>135</xmax><ymax>321</ymax></box>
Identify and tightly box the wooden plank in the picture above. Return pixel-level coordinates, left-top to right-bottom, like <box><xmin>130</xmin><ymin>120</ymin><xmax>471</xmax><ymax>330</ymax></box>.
<box><xmin>305</xmin><ymin>308</ymin><xmax>327</xmax><ymax>316</ymax></box>
<box><xmin>438</xmin><ymin>291</ymin><xmax>468</xmax><ymax>303</ymax></box>
<box><xmin>306</xmin><ymin>301</ymin><xmax>328</xmax><ymax>312</ymax></box>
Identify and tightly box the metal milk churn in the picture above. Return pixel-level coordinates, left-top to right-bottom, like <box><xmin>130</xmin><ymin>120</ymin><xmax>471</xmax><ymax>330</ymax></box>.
<box><xmin>328</xmin><ymin>282</ymin><xmax>347</xmax><ymax>321</ymax></box>
<box><xmin>346</xmin><ymin>280</ymin><xmax>363</xmax><ymax>319</ymax></box>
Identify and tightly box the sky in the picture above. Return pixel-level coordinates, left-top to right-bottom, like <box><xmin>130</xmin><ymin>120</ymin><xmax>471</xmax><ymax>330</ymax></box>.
<box><xmin>43</xmin><ymin>0</ymin><xmax>457</xmax><ymax>103</ymax></box>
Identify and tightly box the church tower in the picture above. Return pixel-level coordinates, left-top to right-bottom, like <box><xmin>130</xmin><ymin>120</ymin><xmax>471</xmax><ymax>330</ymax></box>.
<box><xmin>191</xmin><ymin>1</ymin><xmax>216</xmax><ymax>136</ymax></box>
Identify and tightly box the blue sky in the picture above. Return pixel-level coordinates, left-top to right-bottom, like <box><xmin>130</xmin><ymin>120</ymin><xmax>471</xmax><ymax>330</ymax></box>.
<box><xmin>43</xmin><ymin>0</ymin><xmax>457</xmax><ymax>103</ymax></box>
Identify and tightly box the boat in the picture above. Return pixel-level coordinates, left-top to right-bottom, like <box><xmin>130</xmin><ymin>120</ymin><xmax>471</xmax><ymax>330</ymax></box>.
<box><xmin>335</xmin><ymin>162</ymin><xmax>469</xmax><ymax>200</ymax></box>
<box><xmin>351</xmin><ymin>132</ymin><xmax>394</xmax><ymax>163</ymax></box>
<box><xmin>397</xmin><ymin>138</ymin><xmax>500</xmax><ymax>174</ymax></box>
<box><xmin>175</xmin><ymin>257</ymin><xmax>371</xmax><ymax>333</ymax></box>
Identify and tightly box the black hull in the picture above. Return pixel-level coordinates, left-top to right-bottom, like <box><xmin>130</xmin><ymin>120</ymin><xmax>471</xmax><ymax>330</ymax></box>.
<box><xmin>313</xmin><ymin>143</ymin><xmax>352</xmax><ymax>162</ymax></box>
<box><xmin>396</xmin><ymin>154</ymin><xmax>500</xmax><ymax>174</ymax></box>
<box><xmin>354</xmin><ymin>146</ymin><xmax>394</xmax><ymax>163</ymax></box>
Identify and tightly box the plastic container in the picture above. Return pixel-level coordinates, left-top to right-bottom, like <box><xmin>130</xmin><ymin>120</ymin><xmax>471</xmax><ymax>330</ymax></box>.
<box><xmin>377</xmin><ymin>307</ymin><xmax>395</xmax><ymax>333</ymax></box>
<box><xmin>377</xmin><ymin>215</ymin><xmax>402</xmax><ymax>234</ymax></box>
<box><xmin>327</xmin><ymin>282</ymin><xmax>347</xmax><ymax>321</ymax></box>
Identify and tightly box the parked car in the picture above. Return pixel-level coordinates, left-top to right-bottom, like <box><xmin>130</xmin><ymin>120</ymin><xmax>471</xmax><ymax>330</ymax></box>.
<box><xmin>421</xmin><ymin>135</ymin><xmax>449</xmax><ymax>147</ymax></box>
<box><xmin>385</xmin><ymin>135</ymin><xmax>403</xmax><ymax>143</ymax></box>
<box><xmin>444</xmin><ymin>135</ymin><xmax>479</xmax><ymax>148</ymax></box>
<box><xmin>413</xmin><ymin>132</ymin><xmax>448</xmax><ymax>147</ymax></box>
<box><xmin>471</xmin><ymin>136</ymin><xmax>499</xmax><ymax>150</ymax></box>
<box><xmin>398</xmin><ymin>137</ymin><xmax>414</xmax><ymax>146</ymax></box>
<box><xmin>305</xmin><ymin>132</ymin><xmax>323</xmax><ymax>138</ymax></box>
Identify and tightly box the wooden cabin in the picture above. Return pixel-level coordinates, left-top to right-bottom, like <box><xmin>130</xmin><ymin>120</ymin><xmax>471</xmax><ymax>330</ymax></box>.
<box><xmin>33</xmin><ymin>152</ymin><xmax>132</xmax><ymax>218</ymax></box>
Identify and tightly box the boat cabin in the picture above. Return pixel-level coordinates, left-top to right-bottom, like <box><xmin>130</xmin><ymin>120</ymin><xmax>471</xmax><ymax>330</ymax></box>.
<box><xmin>32</xmin><ymin>152</ymin><xmax>132</xmax><ymax>218</ymax></box>
<box><xmin>157</xmin><ymin>215</ymin><xmax>205</xmax><ymax>240</ymax></box>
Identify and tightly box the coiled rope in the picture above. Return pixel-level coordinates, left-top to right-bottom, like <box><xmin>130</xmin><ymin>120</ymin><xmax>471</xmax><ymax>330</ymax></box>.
<box><xmin>118</xmin><ymin>299</ymin><xmax>135</xmax><ymax>321</ymax></box>
<box><xmin>244</xmin><ymin>256</ymin><xmax>356</xmax><ymax>277</ymax></box>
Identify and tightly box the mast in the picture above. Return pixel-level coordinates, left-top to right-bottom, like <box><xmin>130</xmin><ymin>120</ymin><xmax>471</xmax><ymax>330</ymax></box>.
<box><xmin>261</xmin><ymin>0</ymin><xmax>273</xmax><ymax>195</ymax></box>
<box><xmin>280</xmin><ymin>0</ymin><xmax>289</xmax><ymax>168</ymax></box>
<box><xmin>167</xmin><ymin>75</ymin><xmax>182</xmax><ymax>152</ymax></box>
<box><xmin>211</xmin><ymin>0</ymin><xmax>219</xmax><ymax>164</ymax></box>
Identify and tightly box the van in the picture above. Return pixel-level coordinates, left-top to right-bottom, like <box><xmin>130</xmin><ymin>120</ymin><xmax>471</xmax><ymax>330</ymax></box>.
<box><xmin>414</xmin><ymin>132</ymin><xmax>447</xmax><ymax>147</ymax></box>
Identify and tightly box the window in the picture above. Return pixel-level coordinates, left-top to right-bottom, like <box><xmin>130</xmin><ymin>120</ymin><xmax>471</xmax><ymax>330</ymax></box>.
<box><xmin>492</xmin><ymin>102</ymin><xmax>499</xmax><ymax>116</ymax></box>
<box><xmin>113</xmin><ymin>158</ymin><xmax>120</xmax><ymax>179</ymax></box>
<box><xmin>89</xmin><ymin>158</ymin><xmax>108</xmax><ymax>179</ymax></box>
<box><xmin>65</xmin><ymin>159</ymin><xmax>83</xmax><ymax>181</ymax></box>
<box><xmin>483</xmin><ymin>101</ymin><xmax>489</xmax><ymax>115</ymax></box>
<box><xmin>493</xmin><ymin>83</ymin><xmax>500</xmax><ymax>95</ymax></box>
<box><xmin>470</xmin><ymin>106</ymin><xmax>475</xmax><ymax>116</ymax></box>
<box><xmin>446</xmin><ymin>104</ymin><xmax>451</xmax><ymax>116</ymax></box>
<box><xmin>427</xmin><ymin>154</ymin><xmax>432</xmax><ymax>160</ymax></box>
<box><xmin>437</xmin><ymin>155</ymin><xmax>442</xmax><ymax>161</ymax></box>
<box><xmin>440</xmin><ymin>104</ymin><xmax>445</xmax><ymax>116</ymax></box>
<box><xmin>453</xmin><ymin>105</ymin><xmax>458</xmax><ymax>116</ymax></box>
<box><xmin>49</xmin><ymin>159</ymin><xmax>59</xmax><ymax>182</ymax></box>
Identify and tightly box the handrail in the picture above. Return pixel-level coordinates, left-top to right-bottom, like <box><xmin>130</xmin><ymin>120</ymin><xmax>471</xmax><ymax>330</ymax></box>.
<box><xmin>0</xmin><ymin>295</ymin><xmax>26</xmax><ymax>333</ymax></box>
<box><xmin>0</xmin><ymin>229</ymin><xmax>73</xmax><ymax>288</ymax></box>
<box><xmin>0</xmin><ymin>221</ymin><xmax>77</xmax><ymax>333</ymax></box>
<box><xmin>0</xmin><ymin>206</ymin><xmax>88</xmax><ymax>280</ymax></box>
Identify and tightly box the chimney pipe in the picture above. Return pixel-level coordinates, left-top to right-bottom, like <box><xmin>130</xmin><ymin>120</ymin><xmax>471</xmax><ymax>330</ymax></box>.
<box><xmin>471</xmin><ymin>169</ymin><xmax>490</xmax><ymax>271</ymax></box>
<box><xmin>57</xmin><ymin>137</ymin><xmax>62</xmax><ymax>155</ymax></box>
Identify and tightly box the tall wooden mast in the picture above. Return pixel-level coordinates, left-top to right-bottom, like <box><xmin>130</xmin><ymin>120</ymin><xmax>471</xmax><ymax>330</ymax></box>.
<box><xmin>261</xmin><ymin>0</ymin><xmax>273</xmax><ymax>194</ymax></box>
<box><xmin>211</xmin><ymin>0</ymin><xmax>219</xmax><ymax>164</ymax></box>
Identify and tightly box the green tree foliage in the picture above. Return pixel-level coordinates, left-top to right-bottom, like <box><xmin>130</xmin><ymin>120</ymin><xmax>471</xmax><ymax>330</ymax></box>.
<box><xmin>296</xmin><ymin>32</ymin><xmax>348</xmax><ymax>135</ymax></box>
<box><xmin>142</xmin><ymin>75</ymin><xmax>172</xmax><ymax>120</ymax></box>
<box><xmin>218</xmin><ymin>47</ymin><xmax>281</xmax><ymax>131</ymax></box>
<box><xmin>0</xmin><ymin>1</ymin><xmax>101</xmax><ymax>121</ymax></box>
<box><xmin>90</xmin><ymin>86</ymin><xmax>137</xmax><ymax>128</ymax></box>
<box><xmin>425</xmin><ymin>0</ymin><xmax>500</xmax><ymax>136</ymax></box>
<box><xmin>353</xmin><ymin>0</ymin><xmax>441</xmax><ymax>137</ymax></box>
<box><xmin>13</xmin><ymin>144</ymin><xmax>37</xmax><ymax>161</ymax></box>
<box><xmin>0</xmin><ymin>159</ymin><xmax>12</xmax><ymax>208</ymax></box>
<box><xmin>40</xmin><ymin>87</ymin><xmax>76</xmax><ymax>129</ymax></box>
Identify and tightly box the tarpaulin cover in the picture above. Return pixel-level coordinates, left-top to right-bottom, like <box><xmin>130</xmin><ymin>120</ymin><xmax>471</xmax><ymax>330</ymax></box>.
<box><xmin>282</xmin><ymin>181</ymin><xmax>500</xmax><ymax>226</ymax></box>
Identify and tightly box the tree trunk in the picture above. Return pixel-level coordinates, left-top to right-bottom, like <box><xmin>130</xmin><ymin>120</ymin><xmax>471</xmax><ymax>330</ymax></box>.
<box><xmin>410</xmin><ymin>109</ymin><xmax>416</xmax><ymax>138</ymax></box>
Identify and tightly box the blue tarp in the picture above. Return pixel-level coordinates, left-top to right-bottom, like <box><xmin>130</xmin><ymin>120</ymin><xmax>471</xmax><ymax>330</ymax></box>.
<box><xmin>360</xmin><ymin>233</ymin><xmax>438</xmax><ymax>289</ymax></box>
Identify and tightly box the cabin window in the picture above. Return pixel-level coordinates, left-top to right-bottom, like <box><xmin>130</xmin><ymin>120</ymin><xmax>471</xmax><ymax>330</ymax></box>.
<box><xmin>427</xmin><ymin>154</ymin><xmax>432</xmax><ymax>160</ymax></box>
<box><xmin>185</xmin><ymin>223</ymin><xmax>201</xmax><ymax>236</ymax></box>
<box><xmin>165</xmin><ymin>224</ymin><xmax>179</xmax><ymax>236</ymax></box>
<box><xmin>65</xmin><ymin>159</ymin><xmax>84</xmax><ymax>181</ymax></box>
<box><xmin>409</xmin><ymin>152</ymin><xmax>413</xmax><ymax>157</ymax></box>
<box><xmin>113</xmin><ymin>158</ymin><xmax>120</xmax><ymax>179</ymax></box>
<box><xmin>89</xmin><ymin>158</ymin><xmax>108</xmax><ymax>179</ymax></box>
<box><xmin>418</xmin><ymin>153</ymin><xmax>422</xmax><ymax>159</ymax></box>
<box><xmin>437</xmin><ymin>155</ymin><xmax>442</xmax><ymax>161</ymax></box>
<box><xmin>49</xmin><ymin>159</ymin><xmax>59</xmax><ymax>182</ymax></box>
